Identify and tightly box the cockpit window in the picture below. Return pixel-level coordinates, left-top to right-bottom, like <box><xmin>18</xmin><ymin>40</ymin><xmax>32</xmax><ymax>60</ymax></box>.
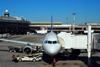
<box><xmin>45</xmin><ymin>40</ymin><xmax>58</xmax><ymax>44</ymax></box>
<box><xmin>53</xmin><ymin>41</ymin><xmax>57</xmax><ymax>44</ymax></box>
<box><xmin>44</xmin><ymin>41</ymin><xmax>47</xmax><ymax>43</ymax></box>
<box><xmin>48</xmin><ymin>41</ymin><xmax>52</xmax><ymax>44</ymax></box>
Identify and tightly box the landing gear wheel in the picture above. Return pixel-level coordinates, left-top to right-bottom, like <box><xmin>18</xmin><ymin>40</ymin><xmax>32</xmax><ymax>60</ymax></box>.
<box><xmin>9</xmin><ymin>50</ymin><xmax>12</xmax><ymax>53</ymax></box>
<box><xmin>19</xmin><ymin>58</ymin><xmax>22</xmax><ymax>62</ymax></box>
<box><xmin>63</xmin><ymin>49</ymin><xmax>69</xmax><ymax>56</ymax></box>
<box><xmin>33</xmin><ymin>59</ymin><xmax>36</xmax><ymax>62</ymax></box>
<box><xmin>14</xmin><ymin>50</ymin><xmax>16</xmax><ymax>53</ymax></box>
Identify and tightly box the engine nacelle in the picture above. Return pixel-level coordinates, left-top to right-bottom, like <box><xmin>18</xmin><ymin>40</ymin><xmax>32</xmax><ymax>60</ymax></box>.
<box><xmin>23</xmin><ymin>46</ymin><xmax>33</xmax><ymax>55</ymax></box>
<box><xmin>72</xmin><ymin>49</ymin><xmax>80</xmax><ymax>56</ymax></box>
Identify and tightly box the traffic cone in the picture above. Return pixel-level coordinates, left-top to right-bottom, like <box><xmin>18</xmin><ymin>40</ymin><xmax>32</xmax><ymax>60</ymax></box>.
<box><xmin>77</xmin><ymin>59</ymin><xmax>78</xmax><ymax>61</ymax></box>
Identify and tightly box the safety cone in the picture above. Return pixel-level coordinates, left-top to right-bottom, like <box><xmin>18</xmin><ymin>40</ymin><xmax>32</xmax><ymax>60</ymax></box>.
<box><xmin>76</xmin><ymin>59</ymin><xmax>78</xmax><ymax>61</ymax></box>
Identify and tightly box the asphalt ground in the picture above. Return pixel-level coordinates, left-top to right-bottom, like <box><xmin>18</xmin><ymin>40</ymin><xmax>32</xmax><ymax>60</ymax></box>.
<box><xmin>0</xmin><ymin>34</ymin><xmax>100</xmax><ymax>67</ymax></box>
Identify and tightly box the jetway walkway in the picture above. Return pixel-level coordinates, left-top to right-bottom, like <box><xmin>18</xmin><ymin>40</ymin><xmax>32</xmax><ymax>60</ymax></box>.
<box><xmin>57</xmin><ymin>30</ymin><xmax>100</xmax><ymax>50</ymax></box>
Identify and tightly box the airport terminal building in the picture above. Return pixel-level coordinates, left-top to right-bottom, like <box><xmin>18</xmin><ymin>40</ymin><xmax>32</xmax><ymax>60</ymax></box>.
<box><xmin>0</xmin><ymin>10</ymin><xmax>30</xmax><ymax>34</ymax></box>
<box><xmin>0</xmin><ymin>10</ymin><xmax>100</xmax><ymax>34</ymax></box>
<box><xmin>0</xmin><ymin>10</ymin><xmax>62</xmax><ymax>34</ymax></box>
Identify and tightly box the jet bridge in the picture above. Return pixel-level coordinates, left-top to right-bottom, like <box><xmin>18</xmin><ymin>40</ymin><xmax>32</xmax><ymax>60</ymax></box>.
<box><xmin>57</xmin><ymin>32</ymin><xmax>100</xmax><ymax>50</ymax></box>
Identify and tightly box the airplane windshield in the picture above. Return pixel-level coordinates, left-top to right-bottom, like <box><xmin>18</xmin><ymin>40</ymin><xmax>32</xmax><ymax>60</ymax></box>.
<box><xmin>53</xmin><ymin>41</ymin><xmax>57</xmax><ymax>44</ymax></box>
<box><xmin>45</xmin><ymin>40</ymin><xmax>57</xmax><ymax>44</ymax></box>
<box><xmin>44</xmin><ymin>41</ymin><xmax>47</xmax><ymax>43</ymax></box>
<box><xmin>48</xmin><ymin>41</ymin><xmax>52</xmax><ymax>44</ymax></box>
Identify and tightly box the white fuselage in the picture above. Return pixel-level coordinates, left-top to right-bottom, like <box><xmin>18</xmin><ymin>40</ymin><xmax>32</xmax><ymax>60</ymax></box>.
<box><xmin>43</xmin><ymin>32</ymin><xmax>61</xmax><ymax>56</ymax></box>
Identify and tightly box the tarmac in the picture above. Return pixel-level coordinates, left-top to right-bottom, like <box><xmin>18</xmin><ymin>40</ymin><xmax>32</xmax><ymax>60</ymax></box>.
<box><xmin>0</xmin><ymin>34</ymin><xmax>100</xmax><ymax>67</ymax></box>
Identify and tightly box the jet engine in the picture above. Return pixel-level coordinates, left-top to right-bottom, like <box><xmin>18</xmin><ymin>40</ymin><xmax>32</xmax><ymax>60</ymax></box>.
<box><xmin>23</xmin><ymin>46</ymin><xmax>33</xmax><ymax>55</ymax></box>
<box><xmin>72</xmin><ymin>49</ymin><xmax>80</xmax><ymax>56</ymax></box>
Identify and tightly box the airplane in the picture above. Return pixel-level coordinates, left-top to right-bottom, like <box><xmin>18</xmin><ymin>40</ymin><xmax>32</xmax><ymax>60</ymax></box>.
<box><xmin>36</xmin><ymin>27</ymin><xmax>47</xmax><ymax>34</ymax></box>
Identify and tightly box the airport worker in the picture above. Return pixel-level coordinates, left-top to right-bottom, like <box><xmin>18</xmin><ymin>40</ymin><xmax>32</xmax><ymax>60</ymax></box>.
<box><xmin>27</xmin><ymin>43</ymin><xmax>30</xmax><ymax>46</ymax></box>
<box><xmin>53</xmin><ymin>58</ymin><xmax>56</xmax><ymax>67</ymax></box>
<box><xmin>37</xmin><ymin>51</ymin><xmax>39</xmax><ymax>53</ymax></box>
<box><xmin>12</xmin><ymin>55</ymin><xmax>15</xmax><ymax>62</ymax></box>
<box><xmin>21</xmin><ymin>46</ymin><xmax>23</xmax><ymax>52</ymax></box>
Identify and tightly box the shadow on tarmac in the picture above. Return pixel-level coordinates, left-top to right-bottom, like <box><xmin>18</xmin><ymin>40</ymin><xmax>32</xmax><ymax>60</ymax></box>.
<box><xmin>0</xmin><ymin>49</ymin><xmax>8</xmax><ymax>51</ymax></box>
<box><xmin>42</xmin><ymin>53</ymin><xmax>100</xmax><ymax>66</ymax></box>
<box><xmin>7</xmin><ymin>35</ymin><xmax>22</xmax><ymax>39</ymax></box>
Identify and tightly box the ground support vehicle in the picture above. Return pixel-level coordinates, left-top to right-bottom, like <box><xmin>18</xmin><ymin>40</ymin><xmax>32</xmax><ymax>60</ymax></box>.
<box><xmin>15</xmin><ymin>53</ymin><xmax>42</xmax><ymax>62</ymax></box>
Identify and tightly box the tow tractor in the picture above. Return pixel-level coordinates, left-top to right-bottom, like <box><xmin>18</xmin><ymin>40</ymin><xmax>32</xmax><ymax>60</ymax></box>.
<box><xmin>15</xmin><ymin>53</ymin><xmax>43</xmax><ymax>62</ymax></box>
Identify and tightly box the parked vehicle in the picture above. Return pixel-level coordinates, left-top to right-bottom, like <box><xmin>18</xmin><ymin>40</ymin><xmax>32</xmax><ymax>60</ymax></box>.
<box><xmin>17</xmin><ymin>55</ymin><xmax>42</xmax><ymax>62</ymax></box>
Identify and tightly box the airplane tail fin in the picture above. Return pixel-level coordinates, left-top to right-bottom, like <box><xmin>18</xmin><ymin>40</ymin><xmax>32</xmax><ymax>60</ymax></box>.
<box><xmin>51</xmin><ymin>16</ymin><xmax>53</xmax><ymax>32</ymax></box>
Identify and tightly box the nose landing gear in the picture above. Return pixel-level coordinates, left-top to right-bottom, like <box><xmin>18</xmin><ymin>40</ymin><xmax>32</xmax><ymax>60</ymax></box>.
<box><xmin>63</xmin><ymin>49</ymin><xmax>69</xmax><ymax>56</ymax></box>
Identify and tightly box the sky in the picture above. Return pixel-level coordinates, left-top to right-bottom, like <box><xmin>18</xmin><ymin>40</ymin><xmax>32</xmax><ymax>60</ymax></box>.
<box><xmin>0</xmin><ymin>0</ymin><xmax>100</xmax><ymax>24</ymax></box>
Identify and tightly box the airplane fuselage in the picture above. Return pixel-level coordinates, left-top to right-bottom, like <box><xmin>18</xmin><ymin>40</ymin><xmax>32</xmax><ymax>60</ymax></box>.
<box><xmin>43</xmin><ymin>32</ymin><xmax>61</xmax><ymax>56</ymax></box>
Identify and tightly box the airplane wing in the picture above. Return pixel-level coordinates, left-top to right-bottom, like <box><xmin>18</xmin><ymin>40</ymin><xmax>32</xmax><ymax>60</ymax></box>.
<box><xmin>0</xmin><ymin>39</ymin><xmax>42</xmax><ymax>46</ymax></box>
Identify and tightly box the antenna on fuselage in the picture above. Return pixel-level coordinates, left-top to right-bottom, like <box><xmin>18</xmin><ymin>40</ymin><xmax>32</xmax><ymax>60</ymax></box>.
<box><xmin>51</xmin><ymin>15</ymin><xmax>53</xmax><ymax>32</ymax></box>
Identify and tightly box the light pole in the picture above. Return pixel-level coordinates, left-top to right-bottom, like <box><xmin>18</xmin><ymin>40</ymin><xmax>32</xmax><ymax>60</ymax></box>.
<box><xmin>73</xmin><ymin>13</ymin><xmax>76</xmax><ymax>34</ymax></box>
<box><xmin>66</xmin><ymin>17</ymin><xmax>68</xmax><ymax>24</ymax></box>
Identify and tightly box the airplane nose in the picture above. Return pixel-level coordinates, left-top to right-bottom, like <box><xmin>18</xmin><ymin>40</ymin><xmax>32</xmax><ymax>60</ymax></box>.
<box><xmin>46</xmin><ymin>44</ymin><xmax>61</xmax><ymax>56</ymax></box>
<box><xmin>48</xmin><ymin>47</ymin><xmax>56</xmax><ymax>54</ymax></box>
